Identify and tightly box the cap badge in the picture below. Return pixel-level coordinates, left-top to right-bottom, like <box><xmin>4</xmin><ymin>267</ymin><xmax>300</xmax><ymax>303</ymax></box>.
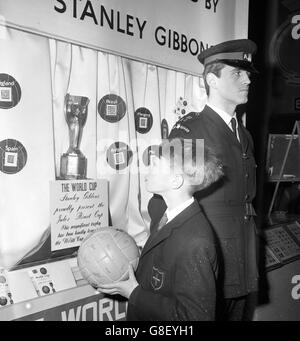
<box><xmin>243</xmin><ymin>53</ymin><xmax>252</xmax><ymax>62</ymax></box>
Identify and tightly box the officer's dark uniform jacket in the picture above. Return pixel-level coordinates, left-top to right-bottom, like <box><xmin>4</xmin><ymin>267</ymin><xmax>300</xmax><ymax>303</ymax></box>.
<box><xmin>166</xmin><ymin>105</ymin><xmax>259</xmax><ymax>298</ymax></box>
<box><xmin>127</xmin><ymin>200</ymin><xmax>218</xmax><ymax>321</ymax></box>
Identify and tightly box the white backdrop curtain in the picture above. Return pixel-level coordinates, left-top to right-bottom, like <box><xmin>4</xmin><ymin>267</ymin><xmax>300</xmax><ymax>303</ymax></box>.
<box><xmin>0</xmin><ymin>28</ymin><xmax>207</xmax><ymax>267</ymax></box>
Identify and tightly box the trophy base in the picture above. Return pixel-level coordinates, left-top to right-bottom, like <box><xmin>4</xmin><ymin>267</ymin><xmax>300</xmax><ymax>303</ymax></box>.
<box><xmin>60</xmin><ymin>153</ymin><xmax>87</xmax><ymax>180</ymax></box>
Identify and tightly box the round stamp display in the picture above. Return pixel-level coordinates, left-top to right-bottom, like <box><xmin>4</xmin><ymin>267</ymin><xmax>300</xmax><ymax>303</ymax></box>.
<box><xmin>0</xmin><ymin>74</ymin><xmax>22</xmax><ymax>109</ymax></box>
<box><xmin>0</xmin><ymin>139</ymin><xmax>27</xmax><ymax>174</ymax></box>
<box><xmin>42</xmin><ymin>286</ymin><xmax>50</xmax><ymax>294</ymax></box>
<box><xmin>98</xmin><ymin>94</ymin><xmax>126</xmax><ymax>123</ymax></box>
<box><xmin>40</xmin><ymin>267</ymin><xmax>47</xmax><ymax>275</ymax></box>
<box><xmin>134</xmin><ymin>107</ymin><xmax>153</xmax><ymax>134</ymax></box>
<box><xmin>0</xmin><ymin>297</ymin><xmax>8</xmax><ymax>306</ymax></box>
<box><xmin>161</xmin><ymin>119</ymin><xmax>169</xmax><ymax>139</ymax></box>
<box><xmin>142</xmin><ymin>145</ymin><xmax>161</xmax><ymax>167</ymax></box>
<box><xmin>106</xmin><ymin>142</ymin><xmax>133</xmax><ymax>170</ymax></box>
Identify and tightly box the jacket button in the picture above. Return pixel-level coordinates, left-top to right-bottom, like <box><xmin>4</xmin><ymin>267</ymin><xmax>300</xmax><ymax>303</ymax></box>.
<box><xmin>245</xmin><ymin>173</ymin><xmax>249</xmax><ymax>178</ymax></box>
<box><xmin>244</xmin><ymin>215</ymin><xmax>249</xmax><ymax>221</ymax></box>
<box><xmin>245</xmin><ymin>194</ymin><xmax>249</xmax><ymax>200</ymax></box>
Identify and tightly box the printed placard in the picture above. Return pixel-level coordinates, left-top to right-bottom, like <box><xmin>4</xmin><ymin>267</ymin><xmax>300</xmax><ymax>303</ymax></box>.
<box><xmin>50</xmin><ymin>179</ymin><xmax>108</xmax><ymax>251</ymax></box>
<box><xmin>265</xmin><ymin>225</ymin><xmax>300</xmax><ymax>263</ymax></box>
<box><xmin>28</xmin><ymin>266</ymin><xmax>56</xmax><ymax>297</ymax></box>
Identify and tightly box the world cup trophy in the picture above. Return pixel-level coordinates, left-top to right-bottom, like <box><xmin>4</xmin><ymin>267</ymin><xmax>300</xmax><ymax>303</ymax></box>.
<box><xmin>60</xmin><ymin>94</ymin><xmax>90</xmax><ymax>179</ymax></box>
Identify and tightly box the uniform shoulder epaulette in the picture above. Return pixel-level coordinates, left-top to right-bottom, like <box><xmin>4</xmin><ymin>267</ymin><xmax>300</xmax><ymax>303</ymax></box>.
<box><xmin>178</xmin><ymin>111</ymin><xmax>200</xmax><ymax>123</ymax></box>
<box><xmin>171</xmin><ymin>112</ymin><xmax>201</xmax><ymax>134</ymax></box>
<box><xmin>172</xmin><ymin>122</ymin><xmax>191</xmax><ymax>133</ymax></box>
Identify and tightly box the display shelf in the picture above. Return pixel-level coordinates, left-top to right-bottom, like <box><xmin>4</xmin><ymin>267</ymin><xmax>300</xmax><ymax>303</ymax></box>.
<box><xmin>0</xmin><ymin>283</ymin><xmax>96</xmax><ymax>321</ymax></box>
<box><xmin>0</xmin><ymin>257</ymin><xmax>127</xmax><ymax>321</ymax></box>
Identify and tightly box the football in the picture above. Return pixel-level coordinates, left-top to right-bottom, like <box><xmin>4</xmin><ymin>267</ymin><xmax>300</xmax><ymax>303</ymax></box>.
<box><xmin>77</xmin><ymin>227</ymin><xmax>140</xmax><ymax>287</ymax></box>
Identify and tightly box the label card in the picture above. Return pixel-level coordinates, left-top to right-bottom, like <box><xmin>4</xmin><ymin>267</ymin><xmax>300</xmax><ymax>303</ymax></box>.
<box><xmin>50</xmin><ymin>179</ymin><xmax>108</xmax><ymax>251</ymax></box>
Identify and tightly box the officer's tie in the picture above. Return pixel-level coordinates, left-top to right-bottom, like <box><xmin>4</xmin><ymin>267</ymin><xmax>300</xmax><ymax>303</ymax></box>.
<box><xmin>230</xmin><ymin>117</ymin><xmax>239</xmax><ymax>141</ymax></box>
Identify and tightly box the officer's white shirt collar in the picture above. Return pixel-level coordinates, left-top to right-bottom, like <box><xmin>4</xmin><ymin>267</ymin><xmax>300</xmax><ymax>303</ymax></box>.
<box><xmin>207</xmin><ymin>102</ymin><xmax>239</xmax><ymax>140</ymax></box>
<box><xmin>165</xmin><ymin>197</ymin><xmax>194</xmax><ymax>223</ymax></box>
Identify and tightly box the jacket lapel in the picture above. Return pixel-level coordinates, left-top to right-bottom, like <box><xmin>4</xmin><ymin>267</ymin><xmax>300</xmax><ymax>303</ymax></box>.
<box><xmin>140</xmin><ymin>201</ymin><xmax>200</xmax><ymax>259</ymax></box>
<box><xmin>203</xmin><ymin>104</ymin><xmax>251</xmax><ymax>161</ymax></box>
<box><xmin>202</xmin><ymin>105</ymin><xmax>242</xmax><ymax>149</ymax></box>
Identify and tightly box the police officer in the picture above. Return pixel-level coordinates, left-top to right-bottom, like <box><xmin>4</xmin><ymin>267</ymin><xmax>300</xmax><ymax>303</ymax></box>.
<box><xmin>150</xmin><ymin>39</ymin><xmax>259</xmax><ymax>320</ymax></box>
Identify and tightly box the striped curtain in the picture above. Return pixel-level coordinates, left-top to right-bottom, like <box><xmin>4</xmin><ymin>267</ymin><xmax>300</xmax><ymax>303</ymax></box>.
<box><xmin>0</xmin><ymin>28</ymin><xmax>207</xmax><ymax>267</ymax></box>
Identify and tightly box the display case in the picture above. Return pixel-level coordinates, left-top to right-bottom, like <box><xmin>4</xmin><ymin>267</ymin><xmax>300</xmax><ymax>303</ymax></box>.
<box><xmin>0</xmin><ymin>256</ymin><xmax>127</xmax><ymax>321</ymax></box>
<box><xmin>0</xmin><ymin>0</ymin><xmax>250</xmax><ymax>321</ymax></box>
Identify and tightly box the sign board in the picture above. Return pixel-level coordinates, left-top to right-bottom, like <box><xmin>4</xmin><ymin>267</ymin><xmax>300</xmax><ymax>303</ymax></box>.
<box><xmin>0</xmin><ymin>0</ymin><xmax>249</xmax><ymax>76</ymax></box>
<box><xmin>50</xmin><ymin>179</ymin><xmax>108</xmax><ymax>251</ymax></box>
